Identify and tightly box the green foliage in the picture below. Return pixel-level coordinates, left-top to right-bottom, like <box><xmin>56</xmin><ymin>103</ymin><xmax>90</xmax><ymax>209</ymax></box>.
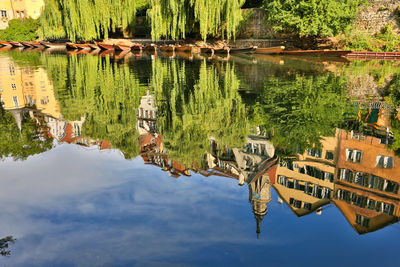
<box><xmin>264</xmin><ymin>0</ymin><xmax>366</xmax><ymax>37</ymax></box>
<box><xmin>0</xmin><ymin>19</ymin><xmax>40</xmax><ymax>41</ymax></box>
<box><xmin>147</xmin><ymin>0</ymin><xmax>245</xmax><ymax>41</ymax></box>
<box><xmin>0</xmin><ymin>107</ymin><xmax>53</xmax><ymax>160</ymax></box>
<box><xmin>339</xmin><ymin>22</ymin><xmax>400</xmax><ymax>52</ymax></box>
<box><xmin>45</xmin><ymin>54</ymin><xmax>148</xmax><ymax>159</ymax></box>
<box><xmin>40</xmin><ymin>0</ymin><xmax>138</xmax><ymax>41</ymax></box>
<box><xmin>154</xmin><ymin>59</ymin><xmax>248</xmax><ymax>167</ymax></box>
<box><xmin>248</xmin><ymin>74</ymin><xmax>354</xmax><ymax>156</ymax></box>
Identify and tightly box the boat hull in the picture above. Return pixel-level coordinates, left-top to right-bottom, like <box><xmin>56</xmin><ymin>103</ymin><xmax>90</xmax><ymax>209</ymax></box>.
<box><xmin>160</xmin><ymin>46</ymin><xmax>174</xmax><ymax>52</ymax></box>
<box><xmin>75</xmin><ymin>44</ymin><xmax>91</xmax><ymax>50</ymax></box>
<box><xmin>66</xmin><ymin>42</ymin><xmax>79</xmax><ymax>49</ymax></box>
<box><xmin>175</xmin><ymin>46</ymin><xmax>192</xmax><ymax>53</ymax></box>
<box><xmin>9</xmin><ymin>41</ymin><xmax>23</xmax><ymax>47</ymax></box>
<box><xmin>254</xmin><ymin>46</ymin><xmax>285</xmax><ymax>54</ymax></box>
<box><xmin>0</xmin><ymin>41</ymin><xmax>11</xmax><ymax>47</ymax></box>
<box><xmin>97</xmin><ymin>43</ymin><xmax>114</xmax><ymax>50</ymax></box>
<box><xmin>213</xmin><ymin>48</ymin><xmax>230</xmax><ymax>54</ymax></box>
<box><xmin>39</xmin><ymin>41</ymin><xmax>65</xmax><ymax>49</ymax></box>
<box><xmin>229</xmin><ymin>47</ymin><xmax>255</xmax><ymax>54</ymax></box>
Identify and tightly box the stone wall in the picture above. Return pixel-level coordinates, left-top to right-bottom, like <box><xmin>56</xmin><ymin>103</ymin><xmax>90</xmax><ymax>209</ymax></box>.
<box><xmin>237</xmin><ymin>8</ymin><xmax>275</xmax><ymax>39</ymax></box>
<box><xmin>353</xmin><ymin>0</ymin><xmax>400</xmax><ymax>34</ymax></box>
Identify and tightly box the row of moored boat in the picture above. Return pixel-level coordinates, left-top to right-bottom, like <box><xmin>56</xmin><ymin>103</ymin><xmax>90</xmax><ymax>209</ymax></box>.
<box><xmin>0</xmin><ymin>41</ymin><xmax>287</xmax><ymax>55</ymax></box>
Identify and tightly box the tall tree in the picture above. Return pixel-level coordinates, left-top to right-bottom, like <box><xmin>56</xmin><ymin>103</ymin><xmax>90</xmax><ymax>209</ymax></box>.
<box><xmin>148</xmin><ymin>0</ymin><xmax>245</xmax><ymax>40</ymax></box>
<box><xmin>40</xmin><ymin>0</ymin><xmax>139</xmax><ymax>41</ymax></box>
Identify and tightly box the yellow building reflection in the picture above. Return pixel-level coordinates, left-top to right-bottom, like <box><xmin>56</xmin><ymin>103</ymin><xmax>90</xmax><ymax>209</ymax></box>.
<box><xmin>0</xmin><ymin>54</ymin><xmax>61</xmax><ymax>120</ymax></box>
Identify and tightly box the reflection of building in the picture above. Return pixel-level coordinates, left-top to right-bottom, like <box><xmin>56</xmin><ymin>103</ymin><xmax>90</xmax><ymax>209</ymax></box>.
<box><xmin>137</xmin><ymin>91</ymin><xmax>157</xmax><ymax>135</ymax></box>
<box><xmin>199</xmin><ymin>139</ymin><xmax>244</xmax><ymax>182</ymax></box>
<box><xmin>0</xmin><ymin>55</ymin><xmax>61</xmax><ymax>120</ymax></box>
<box><xmin>336</xmin><ymin>129</ymin><xmax>399</xmax><ymax>199</ymax></box>
<box><xmin>0</xmin><ymin>0</ymin><xmax>44</xmax><ymax>29</ymax></box>
<box><xmin>233</xmin><ymin>135</ymin><xmax>275</xmax><ymax>184</ymax></box>
<box><xmin>0</xmin><ymin>0</ymin><xmax>13</xmax><ymax>30</ymax></box>
<box><xmin>273</xmin><ymin>132</ymin><xmax>338</xmax><ymax>217</ymax></box>
<box><xmin>334</xmin><ymin>129</ymin><xmax>400</xmax><ymax>234</ymax></box>
<box><xmin>333</xmin><ymin>183</ymin><xmax>400</xmax><ymax>234</ymax></box>
<box><xmin>248</xmin><ymin>164</ymin><xmax>277</xmax><ymax>238</ymax></box>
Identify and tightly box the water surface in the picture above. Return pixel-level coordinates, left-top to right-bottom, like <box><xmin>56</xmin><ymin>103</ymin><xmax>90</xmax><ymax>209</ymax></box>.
<box><xmin>0</xmin><ymin>48</ymin><xmax>399</xmax><ymax>266</ymax></box>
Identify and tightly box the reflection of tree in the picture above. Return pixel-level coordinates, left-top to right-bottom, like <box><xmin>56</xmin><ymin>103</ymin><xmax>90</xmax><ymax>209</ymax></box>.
<box><xmin>154</xmin><ymin>59</ymin><xmax>249</xmax><ymax>167</ymax></box>
<box><xmin>46</xmin><ymin>55</ymin><xmax>148</xmax><ymax>159</ymax></box>
<box><xmin>0</xmin><ymin>107</ymin><xmax>53</xmax><ymax>160</ymax></box>
<box><xmin>0</xmin><ymin>236</ymin><xmax>15</xmax><ymax>256</ymax></box>
<box><xmin>248</xmin><ymin>74</ymin><xmax>354</xmax><ymax>157</ymax></box>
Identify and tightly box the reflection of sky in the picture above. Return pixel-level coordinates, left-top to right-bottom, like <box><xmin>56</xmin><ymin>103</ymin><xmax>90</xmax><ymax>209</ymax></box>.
<box><xmin>0</xmin><ymin>145</ymin><xmax>398</xmax><ymax>266</ymax></box>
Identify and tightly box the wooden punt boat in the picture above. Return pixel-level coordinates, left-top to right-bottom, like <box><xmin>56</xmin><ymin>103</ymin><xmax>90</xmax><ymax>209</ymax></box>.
<box><xmin>114</xmin><ymin>49</ymin><xmax>130</xmax><ymax>60</ymax></box>
<box><xmin>99</xmin><ymin>50</ymin><xmax>114</xmax><ymax>57</ymax></box>
<box><xmin>213</xmin><ymin>47</ymin><xmax>230</xmax><ymax>54</ymax></box>
<box><xmin>20</xmin><ymin>41</ymin><xmax>34</xmax><ymax>47</ymax></box>
<box><xmin>0</xmin><ymin>46</ymin><xmax>12</xmax><ymax>51</ymax></box>
<box><xmin>97</xmin><ymin>42</ymin><xmax>114</xmax><ymax>50</ymax></box>
<box><xmin>0</xmin><ymin>41</ymin><xmax>11</xmax><ymax>47</ymax></box>
<box><xmin>89</xmin><ymin>49</ymin><xmax>100</xmax><ymax>56</ymax></box>
<box><xmin>160</xmin><ymin>45</ymin><xmax>175</xmax><ymax>52</ymax></box>
<box><xmin>39</xmin><ymin>41</ymin><xmax>66</xmax><ymax>49</ymax></box>
<box><xmin>75</xmin><ymin>44</ymin><xmax>91</xmax><ymax>50</ymax></box>
<box><xmin>200</xmin><ymin>47</ymin><xmax>213</xmax><ymax>53</ymax></box>
<box><xmin>131</xmin><ymin>43</ymin><xmax>142</xmax><ymax>51</ymax></box>
<box><xmin>9</xmin><ymin>41</ymin><xmax>23</xmax><ymax>47</ymax></box>
<box><xmin>229</xmin><ymin>46</ymin><xmax>256</xmax><ymax>54</ymax></box>
<box><xmin>114</xmin><ymin>43</ymin><xmax>132</xmax><ymax>51</ymax></box>
<box><xmin>88</xmin><ymin>44</ymin><xmax>100</xmax><ymax>50</ymax></box>
<box><xmin>159</xmin><ymin>50</ymin><xmax>175</xmax><ymax>58</ymax></box>
<box><xmin>143</xmin><ymin>44</ymin><xmax>157</xmax><ymax>52</ymax></box>
<box><xmin>254</xmin><ymin>46</ymin><xmax>285</xmax><ymax>54</ymax></box>
<box><xmin>66</xmin><ymin>42</ymin><xmax>79</xmax><ymax>49</ymax></box>
<box><xmin>281</xmin><ymin>49</ymin><xmax>352</xmax><ymax>56</ymax></box>
<box><xmin>176</xmin><ymin>51</ymin><xmax>193</xmax><ymax>61</ymax></box>
<box><xmin>253</xmin><ymin>54</ymin><xmax>284</xmax><ymax>64</ymax></box>
<box><xmin>29</xmin><ymin>41</ymin><xmax>43</xmax><ymax>48</ymax></box>
<box><xmin>175</xmin><ymin>45</ymin><xmax>192</xmax><ymax>53</ymax></box>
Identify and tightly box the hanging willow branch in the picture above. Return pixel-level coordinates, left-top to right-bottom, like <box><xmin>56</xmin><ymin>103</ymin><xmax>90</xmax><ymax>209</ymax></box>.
<box><xmin>40</xmin><ymin>0</ymin><xmax>138</xmax><ymax>41</ymax></box>
<box><xmin>148</xmin><ymin>0</ymin><xmax>245</xmax><ymax>41</ymax></box>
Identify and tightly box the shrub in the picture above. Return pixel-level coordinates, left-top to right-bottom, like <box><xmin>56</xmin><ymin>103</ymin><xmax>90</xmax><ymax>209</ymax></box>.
<box><xmin>0</xmin><ymin>19</ymin><xmax>40</xmax><ymax>41</ymax></box>
<box><xmin>264</xmin><ymin>0</ymin><xmax>366</xmax><ymax>37</ymax></box>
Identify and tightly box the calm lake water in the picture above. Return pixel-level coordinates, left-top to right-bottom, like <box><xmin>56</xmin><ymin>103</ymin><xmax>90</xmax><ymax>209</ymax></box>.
<box><xmin>0</xmin><ymin>48</ymin><xmax>399</xmax><ymax>266</ymax></box>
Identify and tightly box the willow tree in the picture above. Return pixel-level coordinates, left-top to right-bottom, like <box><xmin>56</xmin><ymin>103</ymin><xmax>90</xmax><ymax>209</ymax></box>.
<box><xmin>148</xmin><ymin>0</ymin><xmax>245</xmax><ymax>40</ymax></box>
<box><xmin>41</xmin><ymin>54</ymin><xmax>148</xmax><ymax>159</ymax></box>
<box><xmin>153</xmin><ymin>58</ymin><xmax>248</xmax><ymax>167</ymax></box>
<box><xmin>40</xmin><ymin>0</ymin><xmax>139</xmax><ymax>41</ymax></box>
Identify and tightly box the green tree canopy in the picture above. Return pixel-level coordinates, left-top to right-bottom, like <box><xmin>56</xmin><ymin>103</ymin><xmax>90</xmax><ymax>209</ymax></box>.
<box><xmin>39</xmin><ymin>0</ymin><xmax>144</xmax><ymax>41</ymax></box>
<box><xmin>264</xmin><ymin>0</ymin><xmax>365</xmax><ymax>37</ymax></box>
<box><xmin>248</xmin><ymin>73</ymin><xmax>354</xmax><ymax>157</ymax></box>
<box><xmin>44</xmin><ymin>54</ymin><xmax>148</xmax><ymax>159</ymax></box>
<box><xmin>154</xmin><ymin>59</ymin><xmax>248</xmax><ymax>167</ymax></box>
<box><xmin>0</xmin><ymin>19</ymin><xmax>40</xmax><ymax>41</ymax></box>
